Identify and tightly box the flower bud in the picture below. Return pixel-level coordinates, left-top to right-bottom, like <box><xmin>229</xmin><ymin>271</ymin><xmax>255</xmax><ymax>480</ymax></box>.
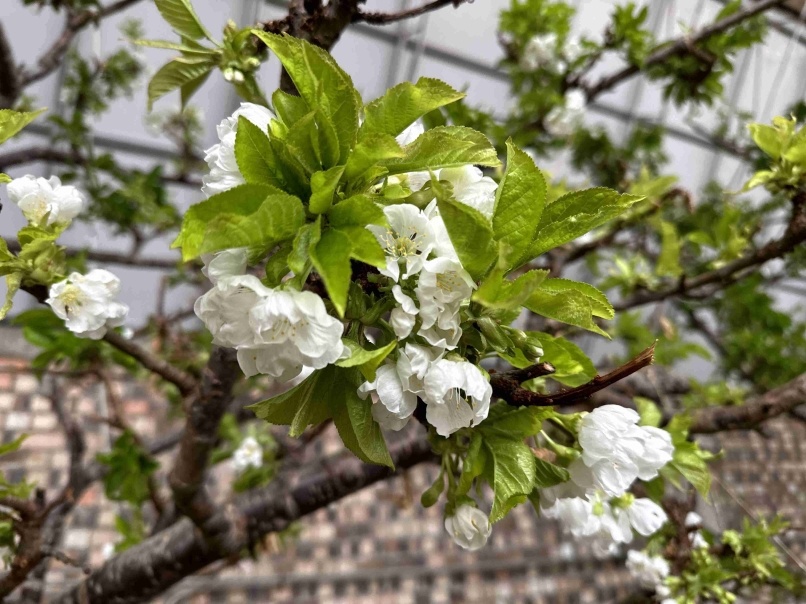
<box><xmin>444</xmin><ymin>504</ymin><xmax>491</xmax><ymax>551</ymax></box>
<box><xmin>476</xmin><ymin>317</ymin><xmax>511</xmax><ymax>351</ymax></box>
<box><xmin>223</xmin><ymin>67</ymin><xmax>235</xmax><ymax>82</ymax></box>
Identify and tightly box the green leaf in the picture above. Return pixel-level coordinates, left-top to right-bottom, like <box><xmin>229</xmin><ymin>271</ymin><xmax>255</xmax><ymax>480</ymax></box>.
<box><xmin>634</xmin><ymin>396</ymin><xmax>662</xmax><ymax>427</ymax></box>
<box><xmin>420</xmin><ymin>471</ymin><xmax>445</xmax><ymax>508</ymax></box>
<box><xmin>328</xmin><ymin>194</ymin><xmax>386</xmax><ymax>228</ymax></box>
<box><xmin>180</xmin><ymin>68</ymin><xmax>212</xmax><ymax>107</ymax></box>
<box><xmin>383</xmin><ymin>126</ymin><xmax>500</xmax><ymax>175</ymax></box>
<box><xmin>272</xmin><ymin>89</ymin><xmax>310</xmax><ymax>127</ymax></box>
<box><xmin>361</xmin><ymin>77</ymin><xmax>464</xmax><ymax>138</ymax></box>
<box><xmin>492</xmin><ymin>141</ymin><xmax>546</xmax><ymax>270</ymax></box>
<box><xmin>478</xmin><ymin>405</ymin><xmax>554</xmax><ymax>439</ymax></box>
<box><xmin>344</xmin><ymin>133</ymin><xmax>403</xmax><ymax>183</ymax></box>
<box><xmin>671</xmin><ymin>440</ymin><xmax>714</xmax><ymax>498</ymax></box>
<box><xmin>538</xmin><ymin>279</ymin><xmax>614</xmax><ymax>319</ymax></box>
<box><xmin>0</xmin><ymin>273</ymin><xmax>21</xmax><ymax>320</ymax></box>
<box><xmin>172</xmin><ymin>184</ymin><xmax>302</xmax><ymax>260</ymax></box>
<box><xmin>473</xmin><ymin>268</ymin><xmax>549</xmax><ymax>310</ymax></box>
<box><xmin>96</xmin><ymin>432</ymin><xmax>158</xmax><ymax>505</ymax></box>
<box><xmin>0</xmin><ymin>108</ymin><xmax>46</xmax><ymax>145</ymax></box>
<box><xmin>457</xmin><ymin>434</ymin><xmax>487</xmax><ymax>496</ymax></box>
<box><xmin>147</xmin><ymin>56</ymin><xmax>215</xmax><ymax>110</ymax></box>
<box><xmin>288</xmin><ymin>220</ymin><xmax>320</xmax><ymax>276</ymax></box>
<box><xmin>432</xmin><ymin>178</ymin><xmax>496</xmax><ymax>281</ymax></box>
<box><xmin>0</xmin><ymin>174</ymin><xmax>10</xmax><ymax>184</ymax></box>
<box><xmin>485</xmin><ymin>436</ymin><xmax>536</xmax><ymax>522</ymax></box>
<box><xmin>336</xmin><ymin>226</ymin><xmax>386</xmax><ymax>269</ymax></box>
<box><xmin>533</xmin><ymin>457</ymin><xmax>570</xmax><ymax>489</ymax></box>
<box><xmin>309</xmin><ymin>165</ymin><xmax>345</xmax><ymax>214</ymax></box>
<box><xmin>248</xmin><ymin>368</ymin><xmax>331</xmax><ymax>436</ymax></box>
<box><xmin>337</xmin><ymin>339</ymin><xmax>397</xmax><ymax>381</ymax></box>
<box><xmin>264</xmin><ymin>242</ymin><xmax>292</xmax><ymax>286</ymax></box>
<box><xmin>520</xmin><ymin>188</ymin><xmax>643</xmax><ymax>264</ymax></box>
<box><xmin>528</xmin><ymin>333</ymin><xmax>596</xmax><ymax>387</ymax></box>
<box><xmin>154</xmin><ymin>0</ymin><xmax>212</xmax><ymax>40</ymax></box>
<box><xmin>747</xmin><ymin>123</ymin><xmax>783</xmax><ymax>159</ymax></box>
<box><xmin>524</xmin><ymin>279</ymin><xmax>614</xmax><ymax>338</ymax></box>
<box><xmin>310</xmin><ymin>227</ymin><xmax>352</xmax><ymax>317</ymax></box>
<box><xmin>0</xmin><ymin>434</ymin><xmax>26</xmax><ymax>457</ymax></box>
<box><xmin>234</xmin><ymin>116</ymin><xmax>282</xmax><ymax>187</ymax></box>
<box><xmin>656</xmin><ymin>220</ymin><xmax>682</xmax><ymax>277</ymax></box>
<box><xmin>329</xmin><ymin>366</ymin><xmax>394</xmax><ymax>468</ymax></box>
<box><xmin>133</xmin><ymin>38</ymin><xmax>217</xmax><ymax>54</ymax></box>
<box><xmin>254</xmin><ymin>32</ymin><xmax>360</xmax><ymax>164</ymax></box>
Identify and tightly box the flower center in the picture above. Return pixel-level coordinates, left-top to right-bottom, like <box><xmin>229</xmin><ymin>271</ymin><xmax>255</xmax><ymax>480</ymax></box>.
<box><xmin>381</xmin><ymin>227</ymin><xmax>420</xmax><ymax>258</ymax></box>
<box><xmin>58</xmin><ymin>284</ymin><xmax>83</xmax><ymax>315</ymax></box>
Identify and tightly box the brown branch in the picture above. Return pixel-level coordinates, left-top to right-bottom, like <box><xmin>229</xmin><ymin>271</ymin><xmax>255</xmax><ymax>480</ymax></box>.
<box><xmin>0</xmin><ymin>147</ymin><xmax>203</xmax><ymax>189</ymax></box>
<box><xmin>5</xmin><ymin>238</ymin><xmax>181</xmax><ymax>270</ymax></box>
<box><xmin>689</xmin><ymin>371</ymin><xmax>806</xmax><ymax>434</ymax></box>
<box><xmin>354</xmin><ymin>0</ymin><xmax>468</xmax><ymax>25</ymax></box>
<box><xmin>52</xmin><ymin>434</ymin><xmax>435</xmax><ymax>604</ymax></box>
<box><xmin>168</xmin><ymin>347</ymin><xmax>241</xmax><ymax>536</ymax></box>
<box><xmin>18</xmin><ymin>0</ymin><xmax>145</xmax><ymax>89</ymax></box>
<box><xmin>491</xmin><ymin>344</ymin><xmax>656</xmax><ymax>407</ymax></box>
<box><xmin>615</xmin><ymin>191</ymin><xmax>806</xmax><ymax>310</ymax></box>
<box><xmin>584</xmin><ymin>0</ymin><xmax>787</xmax><ymax>101</ymax></box>
<box><xmin>0</xmin><ymin>23</ymin><xmax>20</xmax><ymax>110</ymax></box>
<box><xmin>102</xmin><ymin>331</ymin><xmax>198</xmax><ymax>396</ymax></box>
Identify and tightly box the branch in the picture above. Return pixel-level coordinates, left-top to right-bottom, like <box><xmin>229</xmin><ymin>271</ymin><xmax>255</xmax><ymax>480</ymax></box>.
<box><xmin>18</xmin><ymin>0</ymin><xmax>145</xmax><ymax>89</ymax></box>
<box><xmin>0</xmin><ymin>147</ymin><xmax>203</xmax><ymax>189</ymax></box>
<box><xmin>0</xmin><ymin>23</ymin><xmax>20</xmax><ymax>109</ymax></box>
<box><xmin>5</xmin><ymin>238</ymin><xmax>181</xmax><ymax>270</ymax></box>
<box><xmin>491</xmin><ymin>344</ymin><xmax>656</xmax><ymax>407</ymax></box>
<box><xmin>102</xmin><ymin>331</ymin><xmax>198</xmax><ymax>396</ymax></box>
<box><xmin>52</xmin><ymin>435</ymin><xmax>435</xmax><ymax>604</ymax></box>
<box><xmin>615</xmin><ymin>191</ymin><xmax>806</xmax><ymax>310</ymax></box>
<box><xmin>689</xmin><ymin>371</ymin><xmax>806</xmax><ymax>434</ymax></box>
<box><xmin>354</xmin><ymin>0</ymin><xmax>468</xmax><ymax>24</ymax></box>
<box><xmin>168</xmin><ymin>347</ymin><xmax>241</xmax><ymax>535</ymax></box>
<box><xmin>584</xmin><ymin>0</ymin><xmax>787</xmax><ymax>101</ymax></box>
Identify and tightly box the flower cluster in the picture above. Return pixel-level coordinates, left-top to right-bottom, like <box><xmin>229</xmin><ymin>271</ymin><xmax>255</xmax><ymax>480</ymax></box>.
<box><xmin>544</xmin><ymin>88</ymin><xmax>587</xmax><ymax>138</ymax></box>
<box><xmin>8</xmin><ymin>175</ymin><xmax>84</xmax><ymax>227</ymax></box>
<box><xmin>626</xmin><ymin>550</ymin><xmax>674</xmax><ymax>602</ymax></box>
<box><xmin>3</xmin><ymin>174</ymin><xmax>129</xmax><ymax>339</ymax></box>
<box><xmin>541</xmin><ymin>406</ymin><xmax>673</xmax><ymax>553</ymax></box>
<box><xmin>358</xmin><ymin>122</ymin><xmax>493</xmax><ymax>438</ymax></box>
<box><xmin>47</xmin><ymin>269</ymin><xmax>129</xmax><ymax>340</ymax></box>
<box><xmin>520</xmin><ymin>33</ymin><xmax>583</xmax><ymax>73</ymax></box>
<box><xmin>232</xmin><ymin>436</ymin><xmax>263</xmax><ymax>474</ymax></box>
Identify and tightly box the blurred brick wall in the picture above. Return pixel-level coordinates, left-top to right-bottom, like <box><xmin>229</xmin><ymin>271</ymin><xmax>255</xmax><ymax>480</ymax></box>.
<box><xmin>0</xmin><ymin>349</ymin><xmax>804</xmax><ymax>604</ymax></box>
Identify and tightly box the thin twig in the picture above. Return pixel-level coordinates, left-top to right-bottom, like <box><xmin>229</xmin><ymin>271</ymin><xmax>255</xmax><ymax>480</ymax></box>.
<box><xmin>354</xmin><ymin>0</ymin><xmax>468</xmax><ymax>25</ymax></box>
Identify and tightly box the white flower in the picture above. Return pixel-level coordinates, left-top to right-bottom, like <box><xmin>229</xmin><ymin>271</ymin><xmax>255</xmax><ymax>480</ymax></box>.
<box><xmin>47</xmin><ymin>269</ymin><xmax>129</xmax><ymax>339</ymax></box>
<box><xmin>415</xmin><ymin>257</ymin><xmax>474</xmax><ymax>350</ymax></box>
<box><xmin>423</xmin><ymin>359</ymin><xmax>491</xmax><ymax>436</ymax></box>
<box><xmin>367</xmin><ymin>204</ymin><xmax>436</xmax><ymax>281</ymax></box>
<box><xmin>625</xmin><ymin>498</ymin><xmax>667</xmax><ymax>536</ymax></box>
<box><xmin>685</xmin><ymin>511</ymin><xmax>703</xmax><ymax>527</ymax></box>
<box><xmin>202</xmin><ymin>103</ymin><xmax>275</xmax><ymax>197</ymax></box>
<box><xmin>101</xmin><ymin>542</ymin><xmax>116</xmax><ymax>561</ymax></box>
<box><xmin>563</xmin><ymin>37</ymin><xmax>585</xmax><ymax>64</ymax></box>
<box><xmin>520</xmin><ymin>33</ymin><xmax>559</xmax><ymax>72</ymax></box>
<box><xmin>358</xmin><ymin>343</ymin><xmax>437</xmax><ymax>430</ymax></box>
<box><xmin>425</xmin><ymin>204</ymin><xmax>460</xmax><ymax>261</ymax></box>
<box><xmin>444</xmin><ymin>504</ymin><xmax>491</xmax><ymax>551</ymax></box>
<box><xmin>201</xmin><ymin>248</ymin><xmax>249</xmax><ymax>285</ymax></box>
<box><xmin>7</xmin><ymin>175</ymin><xmax>84</xmax><ymax>226</ymax></box>
<box><xmin>439</xmin><ymin>165</ymin><xmax>498</xmax><ymax>218</ymax></box>
<box><xmin>232</xmin><ymin>436</ymin><xmax>262</xmax><ymax>473</ymax></box>
<box><xmin>390</xmin><ymin>285</ymin><xmax>418</xmax><ymax>339</ymax></box>
<box><xmin>691</xmin><ymin>531</ymin><xmax>708</xmax><ymax>549</ymax></box>
<box><xmin>542</xmin><ymin>495</ymin><xmax>600</xmax><ymax>538</ymax></box>
<box><xmin>240</xmin><ymin>288</ymin><xmax>345</xmax><ymax>381</ymax></box>
<box><xmin>575</xmin><ymin>405</ymin><xmax>673</xmax><ymax>497</ymax></box>
<box><xmin>544</xmin><ymin>89</ymin><xmax>587</xmax><ymax>138</ymax></box>
<box><xmin>626</xmin><ymin>550</ymin><xmax>670</xmax><ymax>590</ymax></box>
<box><xmin>194</xmin><ymin>275</ymin><xmax>272</xmax><ymax>348</ymax></box>
<box><xmin>396</xmin><ymin>120</ymin><xmax>425</xmax><ymax>146</ymax></box>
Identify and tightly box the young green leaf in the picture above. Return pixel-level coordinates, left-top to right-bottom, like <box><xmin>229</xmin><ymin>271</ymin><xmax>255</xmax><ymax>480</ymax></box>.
<box><xmin>384</xmin><ymin>126</ymin><xmax>500</xmax><ymax>175</ymax></box>
<box><xmin>272</xmin><ymin>89</ymin><xmax>310</xmax><ymax>127</ymax></box>
<box><xmin>344</xmin><ymin>133</ymin><xmax>403</xmax><ymax>182</ymax></box>
<box><xmin>328</xmin><ymin>194</ymin><xmax>387</xmax><ymax>228</ymax></box>
<box><xmin>310</xmin><ymin>227</ymin><xmax>352</xmax><ymax>317</ymax></box>
<box><xmin>524</xmin><ymin>280</ymin><xmax>613</xmax><ymax>338</ymax></box>
<box><xmin>538</xmin><ymin>279</ymin><xmax>614</xmax><ymax>319</ymax></box>
<box><xmin>309</xmin><ymin>165</ymin><xmax>345</xmax><ymax>214</ymax></box>
<box><xmin>0</xmin><ymin>108</ymin><xmax>46</xmax><ymax>145</ymax></box>
<box><xmin>288</xmin><ymin>220</ymin><xmax>320</xmax><ymax>276</ymax></box>
<box><xmin>533</xmin><ymin>457</ymin><xmax>570</xmax><ymax>489</ymax></box>
<box><xmin>527</xmin><ymin>333</ymin><xmax>596</xmax><ymax>387</ymax></box>
<box><xmin>337</xmin><ymin>339</ymin><xmax>397</xmax><ymax>381</ymax></box>
<box><xmin>361</xmin><ymin>77</ymin><xmax>464</xmax><ymax>138</ymax></box>
<box><xmin>656</xmin><ymin>220</ymin><xmax>683</xmax><ymax>277</ymax></box>
<box><xmin>492</xmin><ymin>141</ymin><xmax>546</xmax><ymax>270</ymax></box>
<box><xmin>485</xmin><ymin>436</ymin><xmax>536</xmax><ymax>522</ymax></box>
<box><xmin>336</xmin><ymin>226</ymin><xmax>387</xmax><ymax>269</ymax></box>
<box><xmin>0</xmin><ymin>273</ymin><xmax>21</xmax><ymax>320</ymax></box>
<box><xmin>154</xmin><ymin>0</ymin><xmax>213</xmax><ymax>41</ymax></box>
<box><xmin>473</xmin><ymin>268</ymin><xmax>549</xmax><ymax>310</ymax></box>
<box><xmin>253</xmin><ymin>32</ymin><xmax>360</xmax><ymax>164</ymax></box>
<box><xmin>432</xmin><ymin>178</ymin><xmax>496</xmax><ymax>281</ymax></box>
<box><xmin>519</xmin><ymin>188</ymin><xmax>643</xmax><ymax>265</ymax></box>
<box><xmin>235</xmin><ymin>116</ymin><xmax>282</xmax><ymax>187</ymax></box>
<box><xmin>248</xmin><ymin>368</ymin><xmax>332</xmax><ymax>437</ymax></box>
<box><xmin>147</xmin><ymin>56</ymin><xmax>216</xmax><ymax>110</ymax></box>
